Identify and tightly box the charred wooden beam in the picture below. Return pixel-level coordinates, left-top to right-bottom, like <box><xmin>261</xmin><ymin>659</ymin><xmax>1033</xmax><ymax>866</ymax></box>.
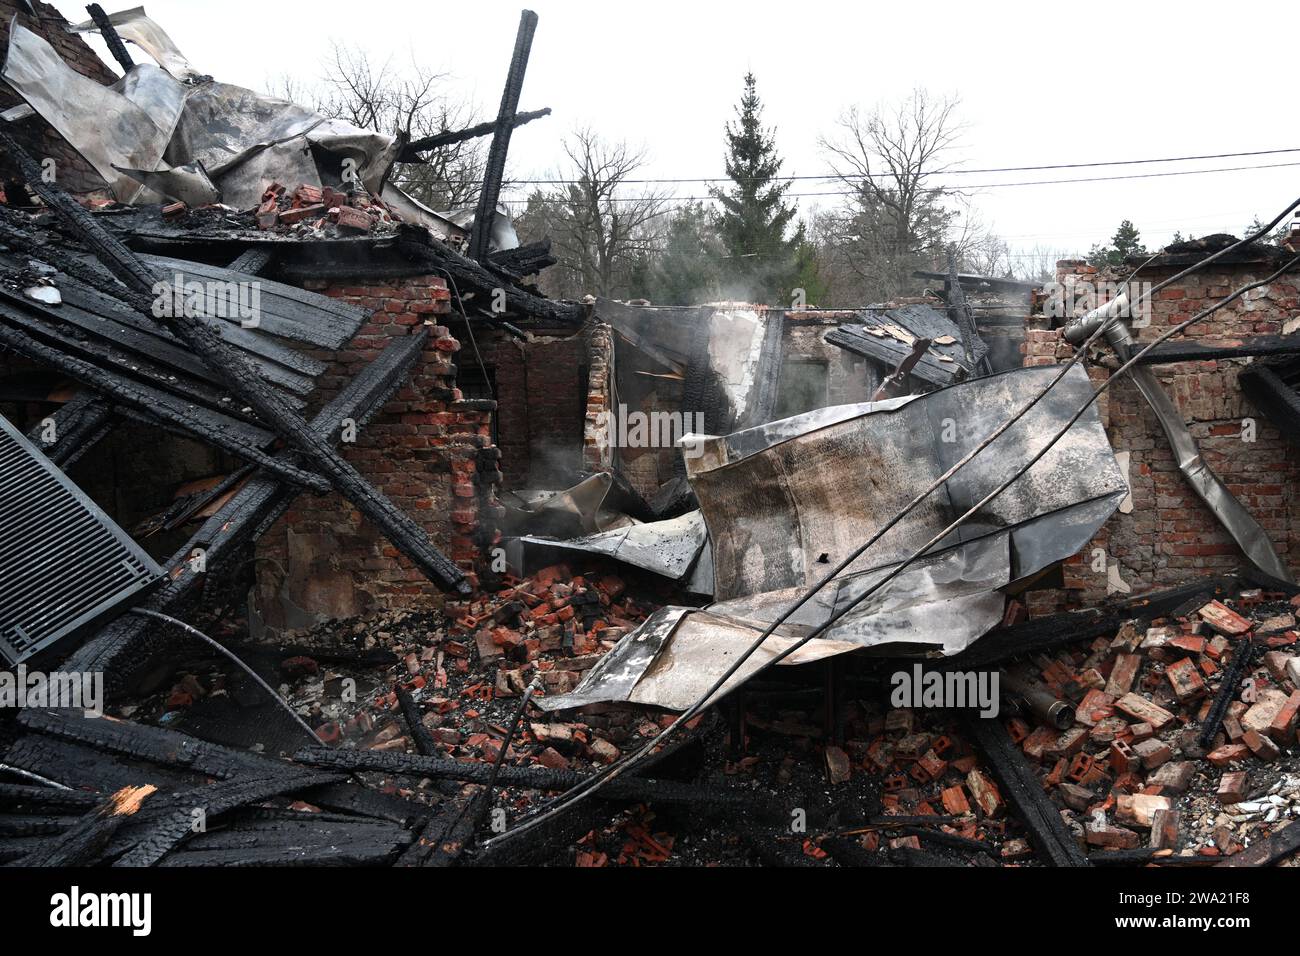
<box><xmin>0</xmin><ymin>318</ymin><xmax>329</xmax><ymax>489</ymax></box>
<box><xmin>396</xmin><ymin>685</ymin><xmax>440</xmax><ymax>757</ymax></box>
<box><xmin>110</xmin><ymin>770</ymin><xmax>346</xmax><ymax>867</ymax></box>
<box><xmin>16</xmin><ymin>709</ymin><xmax>289</xmax><ymax>782</ymax></box>
<box><xmin>400</xmin><ymin>108</ymin><xmax>551</xmax><ymax>161</ymax></box>
<box><xmin>293</xmin><ymin>745</ymin><xmax>767</xmax><ymax>809</ymax></box>
<box><xmin>397</xmin><ymin>786</ymin><xmax>479</xmax><ymax>867</ymax></box>
<box><xmin>945</xmin><ymin>246</ymin><xmax>990</xmax><ymax>375</ymax></box>
<box><xmin>1216</xmin><ymin>817</ymin><xmax>1300</xmax><ymax>867</ymax></box>
<box><xmin>15</xmin><ymin>784</ymin><xmax>155</xmax><ymax>867</ymax></box>
<box><xmin>1139</xmin><ymin>334</ymin><xmax>1300</xmax><ymax>365</ymax></box>
<box><xmin>0</xmin><ymin>130</ymin><xmax>469</xmax><ymax>595</ymax></box>
<box><xmin>488</xmin><ymin>238</ymin><xmax>557</xmax><ymax>278</ymax></box>
<box><xmin>963</xmin><ymin>715</ymin><xmax>1090</xmax><ymax>867</ymax></box>
<box><xmin>227</xmin><ymin>247</ymin><xmax>276</xmax><ymax>276</ymax></box>
<box><xmin>24</xmin><ymin>390</ymin><xmax>113</xmax><ymax>467</ymax></box>
<box><xmin>64</xmin><ymin>332</ymin><xmax>431</xmax><ymax>695</ymax></box>
<box><xmin>85</xmin><ymin>4</ymin><xmax>134</xmax><ymax>72</ymax></box>
<box><xmin>0</xmin><ymin>783</ymin><xmax>102</xmax><ymax>814</ymax></box>
<box><xmin>2</xmin><ymin>735</ymin><xmax>201</xmax><ymax>793</ymax></box>
<box><xmin>468</xmin><ymin>10</ymin><xmax>539</xmax><ymax>262</ymax></box>
<box><xmin>398</xmin><ymin>231</ymin><xmax>583</xmax><ymax>324</ymax></box>
<box><xmin>1199</xmin><ymin>637</ymin><xmax>1259</xmax><ymax>750</ymax></box>
<box><xmin>1239</xmin><ymin>361</ymin><xmax>1300</xmax><ymax>444</ymax></box>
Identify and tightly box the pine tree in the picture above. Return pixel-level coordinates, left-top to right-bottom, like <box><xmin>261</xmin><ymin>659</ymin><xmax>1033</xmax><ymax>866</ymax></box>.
<box><xmin>711</xmin><ymin>73</ymin><xmax>800</xmax><ymax>303</ymax></box>
<box><xmin>649</xmin><ymin>201</ymin><xmax>723</xmax><ymax>305</ymax></box>
<box><xmin>1088</xmin><ymin>219</ymin><xmax>1146</xmax><ymax>267</ymax></box>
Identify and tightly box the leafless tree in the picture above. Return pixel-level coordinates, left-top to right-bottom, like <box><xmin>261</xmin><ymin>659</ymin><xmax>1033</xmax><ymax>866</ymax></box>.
<box><xmin>270</xmin><ymin>44</ymin><xmax>488</xmax><ymax>211</ymax></box>
<box><xmin>819</xmin><ymin>89</ymin><xmax>967</xmax><ymax>299</ymax></box>
<box><xmin>516</xmin><ymin>128</ymin><xmax>669</xmax><ymax>298</ymax></box>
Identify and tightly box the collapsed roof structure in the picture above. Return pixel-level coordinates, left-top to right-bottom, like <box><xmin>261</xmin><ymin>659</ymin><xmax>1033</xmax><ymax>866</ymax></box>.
<box><xmin>3</xmin><ymin>2</ymin><xmax>1300</xmax><ymax>871</ymax></box>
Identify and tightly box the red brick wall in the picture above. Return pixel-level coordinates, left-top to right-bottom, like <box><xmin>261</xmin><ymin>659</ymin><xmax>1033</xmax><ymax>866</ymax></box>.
<box><xmin>251</xmin><ymin>276</ymin><xmax>503</xmax><ymax>633</ymax></box>
<box><xmin>0</xmin><ymin>1</ymin><xmax>116</xmax><ymax>195</ymax></box>
<box><xmin>473</xmin><ymin>324</ymin><xmax>594</xmax><ymax>489</ymax></box>
<box><xmin>1022</xmin><ymin>259</ymin><xmax>1300</xmax><ymax>615</ymax></box>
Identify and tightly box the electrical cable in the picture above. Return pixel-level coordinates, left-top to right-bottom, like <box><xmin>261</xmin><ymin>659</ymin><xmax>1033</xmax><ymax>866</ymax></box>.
<box><xmin>438</xmin><ymin>146</ymin><xmax>1300</xmax><ymax>186</ymax></box>
<box><xmin>128</xmin><ymin>608</ymin><xmax>322</xmax><ymax>744</ymax></box>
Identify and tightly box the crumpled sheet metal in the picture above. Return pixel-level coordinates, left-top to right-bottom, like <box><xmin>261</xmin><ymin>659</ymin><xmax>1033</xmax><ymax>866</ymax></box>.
<box><xmin>691</xmin><ymin>363</ymin><xmax>1128</xmax><ymax>599</ymax></box>
<box><xmin>537</xmin><ymin>605</ymin><xmax>860</xmax><ymax>713</ymax></box>
<box><xmin>541</xmin><ymin>365</ymin><xmax>1128</xmax><ymax>712</ymax></box>
<box><xmin>166</xmin><ymin>82</ymin><xmax>398</xmax><ymax>210</ymax></box>
<box><xmin>68</xmin><ymin>6</ymin><xmax>202</xmax><ymax>81</ymax></box>
<box><xmin>2</xmin><ymin>21</ymin><xmax>185</xmax><ymax>203</ymax></box>
<box><xmin>503</xmin><ymin>472</ymin><xmax>642</xmax><ymax>538</ymax></box>
<box><xmin>511</xmin><ymin>510</ymin><xmax>708</xmax><ymax>585</ymax></box>
<box><xmin>4</xmin><ymin>21</ymin><xmax>396</xmax><ymax>210</ymax></box>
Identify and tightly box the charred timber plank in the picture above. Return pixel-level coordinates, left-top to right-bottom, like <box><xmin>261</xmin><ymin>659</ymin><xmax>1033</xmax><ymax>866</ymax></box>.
<box><xmin>1200</xmin><ymin>638</ymin><xmax>1259</xmax><ymax>750</ymax></box>
<box><xmin>400</xmin><ymin>108</ymin><xmax>551</xmax><ymax>160</ymax></box>
<box><xmin>25</xmin><ymin>390</ymin><xmax>113</xmax><ymax>467</ymax></box>
<box><xmin>0</xmin><ymin>295</ymin><xmax>306</xmax><ymax>414</ymax></box>
<box><xmin>964</xmin><ymin>716</ymin><xmax>1089</xmax><ymax>867</ymax></box>
<box><xmin>109</xmin><ymin>770</ymin><xmax>346</xmax><ymax>867</ymax></box>
<box><xmin>53</xmin><ymin>259</ymin><xmax>326</xmax><ymax>387</ymax></box>
<box><xmin>0</xmin><ymin>837</ymin><xmax>44</xmax><ymax>864</ymax></box>
<box><xmin>16</xmin><ymin>709</ymin><xmax>294</xmax><ymax>782</ymax></box>
<box><xmin>65</xmin><ymin>333</ymin><xmax>431</xmax><ymax>693</ymax></box>
<box><xmin>143</xmin><ymin>255</ymin><xmax>366</xmax><ymax>349</ymax></box>
<box><xmin>0</xmin><ymin>321</ymin><xmax>327</xmax><ymax>488</ymax></box>
<box><xmin>1239</xmin><ymin>363</ymin><xmax>1300</xmax><ymax>444</ymax></box>
<box><xmin>487</xmin><ymin>238</ymin><xmax>556</xmax><ymax>277</ymax></box>
<box><xmin>175</xmin><ymin>815</ymin><xmax>409</xmax><ymax>851</ymax></box>
<box><xmin>396</xmin><ymin>685</ymin><xmax>439</xmax><ymax>757</ymax></box>
<box><xmin>0</xmin><ymin>813</ymin><xmax>78</xmax><ymax>837</ymax></box>
<box><xmin>292</xmin><ymin>746</ymin><xmax>764</xmax><ymax>808</ymax></box>
<box><xmin>398</xmin><ymin>234</ymin><xmax>583</xmax><ymax>325</ymax></box>
<box><xmin>85</xmin><ymin>3</ymin><xmax>134</xmax><ymax>71</ymax></box>
<box><xmin>159</xmin><ymin>841</ymin><xmax>404</xmax><ymax>867</ymax></box>
<box><xmin>395</xmin><ymin>786</ymin><xmax>478</xmax><ymax>867</ymax></box>
<box><xmin>2</xmin><ymin>735</ymin><xmax>201</xmax><ymax>792</ymax></box>
<box><xmin>469</xmin><ymin>10</ymin><xmax>539</xmax><ymax>262</ymax></box>
<box><xmin>15</xmin><ymin>784</ymin><xmax>155</xmax><ymax>867</ymax></box>
<box><xmin>0</xmin><ymin>132</ymin><xmax>467</xmax><ymax>595</ymax></box>
<box><xmin>296</xmin><ymin>782</ymin><xmax>425</xmax><ymax>827</ymax></box>
<box><xmin>1215</xmin><ymin>818</ymin><xmax>1300</xmax><ymax>867</ymax></box>
<box><xmin>0</xmin><ymin>783</ymin><xmax>102</xmax><ymax>814</ymax></box>
<box><xmin>227</xmin><ymin>248</ymin><xmax>276</xmax><ymax>276</ymax></box>
<box><xmin>1140</xmin><ymin>335</ymin><xmax>1300</xmax><ymax>365</ymax></box>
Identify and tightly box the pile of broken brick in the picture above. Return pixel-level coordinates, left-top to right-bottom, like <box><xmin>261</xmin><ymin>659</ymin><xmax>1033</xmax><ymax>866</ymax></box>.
<box><xmin>260</xmin><ymin>564</ymin><xmax>663</xmax><ymax>772</ymax></box>
<box><xmin>1008</xmin><ymin>592</ymin><xmax>1299</xmax><ymax>859</ymax></box>
<box><xmin>250</xmin><ymin>182</ymin><xmax>399</xmax><ymax>236</ymax></box>
<box><xmin>148</xmin><ymin>181</ymin><xmax>402</xmax><ymax>237</ymax></box>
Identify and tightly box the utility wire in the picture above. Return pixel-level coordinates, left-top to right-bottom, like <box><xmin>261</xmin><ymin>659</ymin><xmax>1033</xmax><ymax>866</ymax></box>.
<box><xmin>478</xmin><ymin>196</ymin><xmax>1300</xmax><ymax>850</ymax></box>
<box><xmin>433</xmin><ymin>146</ymin><xmax>1300</xmax><ymax>186</ymax></box>
<box><xmin>129</xmin><ymin>608</ymin><xmax>321</xmax><ymax>744</ymax></box>
<box><xmin>495</xmin><ymin>160</ymin><xmax>1300</xmax><ymax>204</ymax></box>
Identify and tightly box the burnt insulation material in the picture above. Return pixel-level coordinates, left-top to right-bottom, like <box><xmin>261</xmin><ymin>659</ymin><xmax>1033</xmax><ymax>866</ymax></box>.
<box><xmin>0</xmin><ymin>414</ymin><xmax>162</xmax><ymax>666</ymax></box>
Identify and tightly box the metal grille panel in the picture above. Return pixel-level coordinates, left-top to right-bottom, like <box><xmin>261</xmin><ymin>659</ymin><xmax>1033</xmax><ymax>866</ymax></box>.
<box><xmin>0</xmin><ymin>414</ymin><xmax>162</xmax><ymax>665</ymax></box>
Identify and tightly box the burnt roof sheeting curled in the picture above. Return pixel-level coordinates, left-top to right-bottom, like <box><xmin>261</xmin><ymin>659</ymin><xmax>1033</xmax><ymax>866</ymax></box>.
<box><xmin>540</xmin><ymin>364</ymin><xmax>1128</xmax><ymax>712</ymax></box>
<box><xmin>824</xmin><ymin>303</ymin><xmax>973</xmax><ymax>388</ymax></box>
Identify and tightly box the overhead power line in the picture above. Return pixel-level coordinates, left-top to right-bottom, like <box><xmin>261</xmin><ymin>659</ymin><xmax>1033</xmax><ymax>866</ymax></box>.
<box><xmin>438</xmin><ymin>146</ymin><xmax>1300</xmax><ymax>187</ymax></box>
<box><xmin>501</xmin><ymin>159</ymin><xmax>1300</xmax><ymax>204</ymax></box>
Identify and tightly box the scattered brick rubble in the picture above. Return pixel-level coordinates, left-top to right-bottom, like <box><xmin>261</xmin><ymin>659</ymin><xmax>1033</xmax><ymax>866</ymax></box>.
<box><xmin>111</xmin><ymin>576</ymin><xmax>1300</xmax><ymax>866</ymax></box>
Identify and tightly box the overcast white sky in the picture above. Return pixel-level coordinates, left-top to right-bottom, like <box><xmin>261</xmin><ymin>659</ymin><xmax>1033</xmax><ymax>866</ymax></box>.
<box><xmin>52</xmin><ymin>0</ymin><xmax>1300</xmax><ymax>261</ymax></box>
